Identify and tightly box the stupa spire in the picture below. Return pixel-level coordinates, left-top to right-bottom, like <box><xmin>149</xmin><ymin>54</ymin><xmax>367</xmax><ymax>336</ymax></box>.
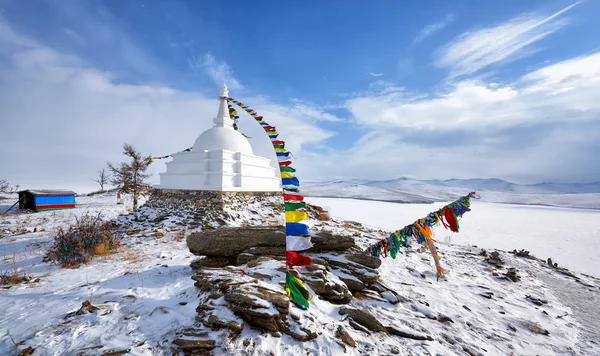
<box><xmin>214</xmin><ymin>83</ymin><xmax>233</xmax><ymax>128</ymax></box>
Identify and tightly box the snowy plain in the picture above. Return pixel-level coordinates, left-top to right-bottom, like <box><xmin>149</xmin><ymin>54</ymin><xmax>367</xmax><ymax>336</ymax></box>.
<box><xmin>1</xmin><ymin>193</ymin><xmax>599</xmax><ymax>355</ymax></box>
<box><xmin>306</xmin><ymin>197</ymin><xmax>600</xmax><ymax>278</ymax></box>
<box><xmin>303</xmin><ymin>178</ymin><xmax>600</xmax><ymax>209</ymax></box>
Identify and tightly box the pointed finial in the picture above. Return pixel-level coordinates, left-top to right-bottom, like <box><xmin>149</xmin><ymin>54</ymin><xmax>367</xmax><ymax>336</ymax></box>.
<box><xmin>219</xmin><ymin>83</ymin><xmax>229</xmax><ymax>98</ymax></box>
<box><xmin>214</xmin><ymin>83</ymin><xmax>233</xmax><ymax>129</ymax></box>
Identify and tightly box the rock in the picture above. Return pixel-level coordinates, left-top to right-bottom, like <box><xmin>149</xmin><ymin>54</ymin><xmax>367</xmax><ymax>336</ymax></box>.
<box><xmin>437</xmin><ymin>314</ymin><xmax>454</xmax><ymax>323</ymax></box>
<box><xmin>324</xmin><ymin>257</ymin><xmax>379</xmax><ymax>285</ymax></box>
<box><xmin>503</xmin><ymin>268</ymin><xmax>520</xmax><ymax>282</ymax></box>
<box><xmin>225</xmin><ymin>293</ymin><xmax>270</xmax><ymax>309</ymax></box>
<box><xmin>66</xmin><ymin>300</ymin><xmax>100</xmax><ymax>318</ymax></box>
<box><xmin>525</xmin><ymin>295</ymin><xmax>548</xmax><ymax>306</ymax></box>
<box><xmin>310</xmin><ymin>231</ymin><xmax>356</xmax><ymax>252</ymax></box>
<box><xmin>249</xmin><ymin>287</ymin><xmax>290</xmax><ymax>310</ymax></box>
<box><xmin>380</xmin><ymin>291</ymin><xmax>399</xmax><ymax>304</ymax></box>
<box><xmin>512</xmin><ymin>249</ymin><xmax>532</xmax><ymax>258</ymax></box>
<box><xmin>298</xmin><ymin>266</ymin><xmax>352</xmax><ymax>304</ymax></box>
<box><xmin>338</xmin><ymin>276</ymin><xmax>366</xmax><ymax>292</ymax></box>
<box><xmin>479</xmin><ymin>292</ymin><xmax>494</xmax><ymax>299</ymax></box>
<box><xmin>101</xmin><ymin>349</ymin><xmax>131</xmax><ymax>356</ymax></box>
<box><xmin>523</xmin><ymin>320</ymin><xmax>550</xmax><ymax>336</ymax></box>
<box><xmin>191</xmin><ymin>257</ymin><xmax>234</xmax><ymax>269</ymax></box>
<box><xmin>17</xmin><ymin>347</ymin><xmax>34</xmax><ymax>356</ymax></box>
<box><xmin>206</xmin><ymin>314</ymin><xmax>244</xmax><ymax>331</ymax></box>
<box><xmin>230</xmin><ymin>306</ymin><xmax>280</xmax><ymax>332</ymax></box>
<box><xmin>348</xmin><ymin>319</ymin><xmax>371</xmax><ymax>334</ymax></box>
<box><xmin>335</xmin><ymin>327</ymin><xmax>356</xmax><ymax>348</ymax></box>
<box><xmin>346</xmin><ymin>253</ymin><xmax>382</xmax><ymax>269</ymax></box>
<box><xmin>386</xmin><ymin>326</ymin><xmax>433</xmax><ymax>341</ymax></box>
<box><xmin>236</xmin><ymin>253</ymin><xmax>256</xmax><ymax>265</ymax></box>
<box><xmin>187</xmin><ymin>226</ymin><xmax>286</xmax><ymax>257</ymax></box>
<box><xmin>176</xmin><ymin>329</ymin><xmax>209</xmax><ymax>338</ymax></box>
<box><xmin>278</xmin><ymin>318</ymin><xmax>318</xmax><ymax>341</ymax></box>
<box><xmin>508</xmin><ymin>324</ymin><xmax>517</xmax><ymax>332</ymax></box>
<box><xmin>243</xmin><ymin>246</ymin><xmax>286</xmax><ymax>257</ymax></box>
<box><xmin>339</xmin><ymin>307</ymin><xmax>386</xmax><ymax>332</ymax></box>
<box><xmin>196</xmin><ymin>304</ymin><xmax>215</xmax><ymax>312</ymax></box>
<box><xmin>247</xmin><ymin>256</ymin><xmax>283</xmax><ymax>267</ymax></box>
<box><xmin>172</xmin><ymin>338</ymin><xmax>216</xmax><ymax>350</ymax></box>
<box><xmin>486</xmin><ymin>251</ymin><xmax>504</xmax><ymax>268</ymax></box>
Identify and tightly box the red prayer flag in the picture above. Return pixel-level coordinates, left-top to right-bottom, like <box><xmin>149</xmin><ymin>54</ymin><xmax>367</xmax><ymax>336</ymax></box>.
<box><xmin>283</xmin><ymin>194</ymin><xmax>304</xmax><ymax>202</ymax></box>
<box><xmin>279</xmin><ymin>160</ymin><xmax>292</xmax><ymax>166</ymax></box>
<box><xmin>286</xmin><ymin>251</ymin><xmax>312</xmax><ymax>268</ymax></box>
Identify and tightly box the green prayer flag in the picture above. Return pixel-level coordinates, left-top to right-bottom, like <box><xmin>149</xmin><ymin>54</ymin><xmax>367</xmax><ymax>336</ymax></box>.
<box><xmin>285</xmin><ymin>202</ymin><xmax>306</xmax><ymax>211</ymax></box>
<box><xmin>280</xmin><ymin>166</ymin><xmax>296</xmax><ymax>173</ymax></box>
<box><xmin>286</xmin><ymin>272</ymin><xmax>311</xmax><ymax>308</ymax></box>
<box><xmin>273</xmin><ymin>144</ymin><xmax>285</xmax><ymax>149</ymax></box>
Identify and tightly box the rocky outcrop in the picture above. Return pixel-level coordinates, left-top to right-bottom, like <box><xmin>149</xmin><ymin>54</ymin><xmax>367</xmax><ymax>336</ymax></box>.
<box><xmin>187</xmin><ymin>227</ymin><xmax>285</xmax><ymax>257</ymax></box>
<box><xmin>339</xmin><ymin>307</ymin><xmax>386</xmax><ymax>332</ymax></box>
<box><xmin>294</xmin><ymin>264</ymin><xmax>352</xmax><ymax>304</ymax></box>
<box><xmin>310</xmin><ymin>230</ymin><xmax>356</xmax><ymax>252</ymax></box>
<box><xmin>346</xmin><ymin>253</ymin><xmax>382</xmax><ymax>269</ymax></box>
<box><xmin>189</xmin><ymin>260</ymin><xmax>316</xmax><ymax>342</ymax></box>
<box><xmin>187</xmin><ymin>226</ymin><xmax>382</xmax><ymax>303</ymax></box>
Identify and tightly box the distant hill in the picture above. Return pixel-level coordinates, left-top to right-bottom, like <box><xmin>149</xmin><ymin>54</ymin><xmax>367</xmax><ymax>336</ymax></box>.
<box><xmin>303</xmin><ymin>178</ymin><xmax>600</xmax><ymax>209</ymax></box>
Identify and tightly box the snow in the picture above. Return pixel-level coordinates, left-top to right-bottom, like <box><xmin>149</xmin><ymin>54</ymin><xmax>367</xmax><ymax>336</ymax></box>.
<box><xmin>0</xmin><ymin>194</ymin><xmax>199</xmax><ymax>355</ymax></box>
<box><xmin>303</xmin><ymin>178</ymin><xmax>600</xmax><ymax>209</ymax></box>
<box><xmin>306</xmin><ymin>197</ymin><xmax>600</xmax><ymax>278</ymax></box>
<box><xmin>1</xmin><ymin>193</ymin><xmax>599</xmax><ymax>355</ymax></box>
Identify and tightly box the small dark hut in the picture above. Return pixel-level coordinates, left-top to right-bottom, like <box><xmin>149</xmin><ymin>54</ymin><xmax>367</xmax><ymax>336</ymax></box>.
<box><xmin>18</xmin><ymin>189</ymin><xmax>76</xmax><ymax>211</ymax></box>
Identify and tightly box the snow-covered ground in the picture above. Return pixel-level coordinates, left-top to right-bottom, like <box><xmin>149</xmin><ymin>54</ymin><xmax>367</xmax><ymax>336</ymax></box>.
<box><xmin>1</xmin><ymin>193</ymin><xmax>599</xmax><ymax>355</ymax></box>
<box><xmin>306</xmin><ymin>197</ymin><xmax>600</xmax><ymax>278</ymax></box>
<box><xmin>0</xmin><ymin>194</ymin><xmax>201</xmax><ymax>355</ymax></box>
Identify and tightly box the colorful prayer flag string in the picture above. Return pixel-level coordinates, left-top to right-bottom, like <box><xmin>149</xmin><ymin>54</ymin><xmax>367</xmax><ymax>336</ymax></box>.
<box><xmin>227</xmin><ymin>102</ymin><xmax>251</xmax><ymax>138</ymax></box>
<box><xmin>227</xmin><ymin>96</ymin><xmax>313</xmax><ymax>309</ymax></box>
<box><xmin>367</xmin><ymin>192</ymin><xmax>479</xmax><ymax>278</ymax></box>
<box><xmin>151</xmin><ymin>146</ymin><xmax>193</xmax><ymax>162</ymax></box>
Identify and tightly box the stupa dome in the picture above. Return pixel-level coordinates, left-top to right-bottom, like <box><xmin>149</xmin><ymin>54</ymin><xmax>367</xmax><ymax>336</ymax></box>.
<box><xmin>193</xmin><ymin>126</ymin><xmax>254</xmax><ymax>155</ymax></box>
<box><xmin>155</xmin><ymin>83</ymin><xmax>280</xmax><ymax>192</ymax></box>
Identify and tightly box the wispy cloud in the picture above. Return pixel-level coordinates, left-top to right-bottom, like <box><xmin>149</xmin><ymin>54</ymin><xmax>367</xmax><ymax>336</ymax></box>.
<box><xmin>189</xmin><ymin>52</ymin><xmax>243</xmax><ymax>90</ymax></box>
<box><xmin>340</xmin><ymin>51</ymin><xmax>600</xmax><ymax>182</ymax></box>
<box><xmin>369</xmin><ymin>72</ymin><xmax>383</xmax><ymax>77</ymax></box>
<box><xmin>437</xmin><ymin>1</ymin><xmax>581</xmax><ymax>78</ymax></box>
<box><xmin>0</xmin><ymin>22</ymin><xmax>336</xmax><ymax>191</ymax></box>
<box><xmin>414</xmin><ymin>14</ymin><xmax>455</xmax><ymax>44</ymax></box>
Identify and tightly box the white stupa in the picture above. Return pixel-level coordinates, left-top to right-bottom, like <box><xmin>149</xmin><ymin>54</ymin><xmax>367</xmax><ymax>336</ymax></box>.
<box><xmin>156</xmin><ymin>84</ymin><xmax>281</xmax><ymax>192</ymax></box>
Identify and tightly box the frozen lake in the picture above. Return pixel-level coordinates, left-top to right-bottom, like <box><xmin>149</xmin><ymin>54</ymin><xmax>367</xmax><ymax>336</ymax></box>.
<box><xmin>306</xmin><ymin>197</ymin><xmax>600</xmax><ymax>278</ymax></box>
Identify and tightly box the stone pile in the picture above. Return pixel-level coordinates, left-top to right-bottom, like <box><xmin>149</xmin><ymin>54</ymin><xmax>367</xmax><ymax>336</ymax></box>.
<box><xmin>172</xmin><ymin>226</ymin><xmax>406</xmax><ymax>353</ymax></box>
<box><xmin>186</xmin><ymin>226</ymin><xmax>385</xmax><ymax>302</ymax></box>
<box><xmin>117</xmin><ymin>190</ymin><xmax>283</xmax><ymax>234</ymax></box>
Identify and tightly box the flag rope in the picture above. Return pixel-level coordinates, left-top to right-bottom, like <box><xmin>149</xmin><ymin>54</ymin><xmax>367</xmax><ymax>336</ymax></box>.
<box><xmin>367</xmin><ymin>192</ymin><xmax>479</xmax><ymax>278</ymax></box>
<box><xmin>227</xmin><ymin>96</ymin><xmax>313</xmax><ymax>309</ymax></box>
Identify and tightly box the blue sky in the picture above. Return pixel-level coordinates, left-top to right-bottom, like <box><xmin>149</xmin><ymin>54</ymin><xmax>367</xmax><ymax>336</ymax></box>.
<box><xmin>1</xmin><ymin>0</ymin><xmax>599</xmax><ymax>192</ymax></box>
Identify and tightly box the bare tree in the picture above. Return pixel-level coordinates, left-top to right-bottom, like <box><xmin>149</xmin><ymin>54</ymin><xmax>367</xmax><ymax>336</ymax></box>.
<box><xmin>1</xmin><ymin>179</ymin><xmax>14</xmax><ymax>195</ymax></box>
<box><xmin>91</xmin><ymin>168</ymin><xmax>110</xmax><ymax>193</ymax></box>
<box><xmin>107</xmin><ymin>144</ymin><xmax>152</xmax><ymax>210</ymax></box>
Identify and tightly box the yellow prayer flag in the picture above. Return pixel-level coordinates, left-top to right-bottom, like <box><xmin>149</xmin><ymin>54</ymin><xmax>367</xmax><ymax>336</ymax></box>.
<box><xmin>274</xmin><ymin>148</ymin><xmax>286</xmax><ymax>153</ymax></box>
<box><xmin>280</xmin><ymin>172</ymin><xmax>295</xmax><ymax>179</ymax></box>
<box><xmin>285</xmin><ymin>211</ymin><xmax>308</xmax><ymax>223</ymax></box>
